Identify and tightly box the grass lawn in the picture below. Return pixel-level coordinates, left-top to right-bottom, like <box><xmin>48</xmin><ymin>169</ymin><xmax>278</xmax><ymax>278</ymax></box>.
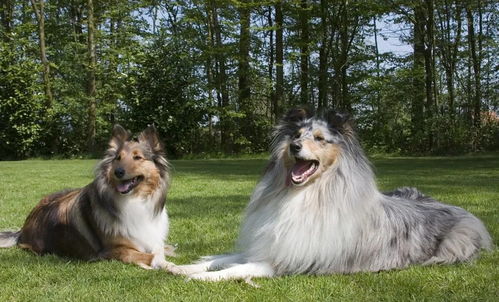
<box><xmin>0</xmin><ymin>154</ymin><xmax>497</xmax><ymax>301</ymax></box>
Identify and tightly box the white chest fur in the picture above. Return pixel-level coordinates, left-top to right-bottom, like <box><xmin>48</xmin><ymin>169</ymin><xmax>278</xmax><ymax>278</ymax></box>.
<box><xmin>240</xmin><ymin>186</ymin><xmax>365</xmax><ymax>274</ymax></box>
<box><xmin>97</xmin><ymin>196</ymin><xmax>169</xmax><ymax>253</ymax></box>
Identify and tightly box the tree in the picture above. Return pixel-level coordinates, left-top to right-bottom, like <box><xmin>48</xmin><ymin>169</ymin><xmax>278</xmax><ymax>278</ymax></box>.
<box><xmin>299</xmin><ymin>0</ymin><xmax>309</xmax><ymax>105</ymax></box>
<box><xmin>274</xmin><ymin>0</ymin><xmax>284</xmax><ymax>120</ymax></box>
<box><xmin>326</xmin><ymin>0</ymin><xmax>364</xmax><ymax>112</ymax></box>
<box><xmin>1</xmin><ymin>0</ymin><xmax>13</xmax><ymax>40</ymax></box>
<box><xmin>435</xmin><ymin>0</ymin><xmax>462</xmax><ymax>120</ymax></box>
<box><xmin>30</xmin><ymin>0</ymin><xmax>53</xmax><ymax>108</ymax></box>
<box><xmin>1</xmin><ymin>0</ymin><xmax>498</xmax><ymax>158</ymax></box>
<box><xmin>317</xmin><ymin>0</ymin><xmax>330</xmax><ymax>110</ymax></box>
<box><xmin>238</xmin><ymin>0</ymin><xmax>252</xmax><ymax>142</ymax></box>
<box><xmin>0</xmin><ymin>42</ymin><xmax>43</xmax><ymax>159</ymax></box>
<box><xmin>466</xmin><ymin>1</ymin><xmax>482</xmax><ymax>135</ymax></box>
<box><xmin>86</xmin><ymin>0</ymin><xmax>97</xmax><ymax>152</ymax></box>
<box><xmin>122</xmin><ymin>37</ymin><xmax>202</xmax><ymax>156</ymax></box>
<box><xmin>209</xmin><ymin>0</ymin><xmax>231</xmax><ymax>152</ymax></box>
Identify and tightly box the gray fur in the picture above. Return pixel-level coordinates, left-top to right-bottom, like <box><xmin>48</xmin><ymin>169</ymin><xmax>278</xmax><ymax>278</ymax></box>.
<box><xmin>244</xmin><ymin>110</ymin><xmax>492</xmax><ymax>274</ymax></box>
<box><xmin>173</xmin><ymin>109</ymin><xmax>493</xmax><ymax>281</ymax></box>
<box><xmin>0</xmin><ymin>230</ymin><xmax>20</xmax><ymax>248</ymax></box>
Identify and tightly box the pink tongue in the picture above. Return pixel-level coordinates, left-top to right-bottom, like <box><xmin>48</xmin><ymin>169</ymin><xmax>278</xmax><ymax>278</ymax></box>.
<box><xmin>292</xmin><ymin>160</ymin><xmax>313</xmax><ymax>176</ymax></box>
<box><xmin>117</xmin><ymin>181</ymin><xmax>133</xmax><ymax>193</ymax></box>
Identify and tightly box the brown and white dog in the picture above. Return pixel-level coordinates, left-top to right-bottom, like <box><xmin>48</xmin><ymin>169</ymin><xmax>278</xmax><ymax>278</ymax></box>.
<box><xmin>0</xmin><ymin>125</ymin><xmax>174</xmax><ymax>269</ymax></box>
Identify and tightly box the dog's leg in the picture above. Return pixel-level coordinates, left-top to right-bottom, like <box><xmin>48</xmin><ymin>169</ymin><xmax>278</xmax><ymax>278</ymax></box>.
<box><xmin>188</xmin><ymin>261</ymin><xmax>275</xmax><ymax>282</ymax></box>
<box><xmin>101</xmin><ymin>246</ymin><xmax>156</xmax><ymax>269</ymax></box>
<box><xmin>169</xmin><ymin>253</ymin><xmax>245</xmax><ymax>275</ymax></box>
<box><xmin>149</xmin><ymin>244</ymin><xmax>177</xmax><ymax>270</ymax></box>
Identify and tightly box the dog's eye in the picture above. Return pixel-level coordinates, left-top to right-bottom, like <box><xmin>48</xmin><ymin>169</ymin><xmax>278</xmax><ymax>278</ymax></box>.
<box><xmin>315</xmin><ymin>136</ymin><xmax>325</xmax><ymax>142</ymax></box>
<box><xmin>116</xmin><ymin>155</ymin><xmax>121</xmax><ymax>161</ymax></box>
<box><xmin>133</xmin><ymin>155</ymin><xmax>143</xmax><ymax>160</ymax></box>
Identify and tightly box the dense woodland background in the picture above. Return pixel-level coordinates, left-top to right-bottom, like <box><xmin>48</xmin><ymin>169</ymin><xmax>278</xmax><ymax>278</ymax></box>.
<box><xmin>0</xmin><ymin>0</ymin><xmax>497</xmax><ymax>159</ymax></box>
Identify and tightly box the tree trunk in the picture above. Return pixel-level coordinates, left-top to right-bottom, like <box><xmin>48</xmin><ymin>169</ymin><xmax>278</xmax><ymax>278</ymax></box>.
<box><xmin>238</xmin><ymin>2</ymin><xmax>251</xmax><ymax>109</ymax></box>
<box><xmin>274</xmin><ymin>0</ymin><xmax>284</xmax><ymax>121</ymax></box>
<box><xmin>372</xmin><ymin>14</ymin><xmax>382</xmax><ymax>138</ymax></box>
<box><xmin>337</xmin><ymin>1</ymin><xmax>354</xmax><ymax>112</ymax></box>
<box><xmin>1</xmin><ymin>0</ymin><xmax>13</xmax><ymax>40</ymax></box>
<box><xmin>267</xmin><ymin>6</ymin><xmax>276</xmax><ymax>120</ymax></box>
<box><xmin>318</xmin><ymin>0</ymin><xmax>328</xmax><ymax>110</ymax></box>
<box><xmin>424</xmin><ymin>0</ymin><xmax>435</xmax><ymax>151</ymax></box>
<box><xmin>435</xmin><ymin>0</ymin><xmax>462</xmax><ymax>121</ymax></box>
<box><xmin>299</xmin><ymin>0</ymin><xmax>309</xmax><ymax>106</ymax></box>
<box><xmin>466</xmin><ymin>2</ymin><xmax>482</xmax><ymax>149</ymax></box>
<box><xmin>238</xmin><ymin>1</ymin><xmax>252</xmax><ymax>143</ymax></box>
<box><xmin>412</xmin><ymin>2</ymin><xmax>427</xmax><ymax>152</ymax></box>
<box><xmin>373</xmin><ymin>16</ymin><xmax>380</xmax><ymax>78</ymax></box>
<box><xmin>69</xmin><ymin>1</ymin><xmax>85</xmax><ymax>43</ymax></box>
<box><xmin>86</xmin><ymin>0</ymin><xmax>97</xmax><ymax>152</ymax></box>
<box><xmin>210</xmin><ymin>0</ymin><xmax>230</xmax><ymax>152</ymax></box>
<box><xmin>30</xmin><ymin>0</ymin><xmax>54</xmax><ymax>108</ymax></box>
<box><xmin>205</xmin><ymin>4</ymin><xmax>216</xmax><ymax>140</ymax></box>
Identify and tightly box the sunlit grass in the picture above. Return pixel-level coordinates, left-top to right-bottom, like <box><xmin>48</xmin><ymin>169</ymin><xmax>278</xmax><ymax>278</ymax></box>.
<box><xmin>0</xmin><ymin>154</ymin><xmax>497</xmax><ymax>301</ymax></box>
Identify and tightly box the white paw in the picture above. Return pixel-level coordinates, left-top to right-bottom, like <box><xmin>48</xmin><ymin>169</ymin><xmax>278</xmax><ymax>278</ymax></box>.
<box><xmin>188</xmin><ymin>272</ymin><xmax>221</xmax><ymax>282</ymax></box>
<box><xmin>138</xmin><ymin>263</ymin><xmax>153</xmax><ymax>270</ymax></box>
<box><xmin>170</xmin><ymin>264</ymin><xmax>208</xmax><ymax>275</ymax></box>
<box><xmin>150</xmin><ymin>255</ymin><xmax>170</xmax><ymax>269</ymax></box>
<box><xmin>166</xmin><ymin>264</ymin><xmax>187</xmax><ymax>275</ymax></box>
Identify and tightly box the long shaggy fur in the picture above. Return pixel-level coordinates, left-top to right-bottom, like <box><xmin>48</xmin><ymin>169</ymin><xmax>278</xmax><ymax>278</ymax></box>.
<box><xmin>172</xmin><ymin>108</ymin><xmax>492</xmax><ymax>281</ymax></box>
<box><xmin>0</xmin><ymin>125</ymin><xmax>173</xmax><ymax>269</ymax></box>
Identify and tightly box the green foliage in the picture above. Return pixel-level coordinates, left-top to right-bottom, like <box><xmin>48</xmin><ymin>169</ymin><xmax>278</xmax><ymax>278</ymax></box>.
<box><xmin>0</xmin><ymin>41</ymin><xmax>44</xmax><ymax>159</ymax></box>
<box><xmin>0</xmin><ymin>0</ymin><xmax>498</xmax><ymax>159</ymax></box>
<box><xmin>122</xmin><ymin>36</ymin><xmax>205</xmax><ymax>157</ymax></box>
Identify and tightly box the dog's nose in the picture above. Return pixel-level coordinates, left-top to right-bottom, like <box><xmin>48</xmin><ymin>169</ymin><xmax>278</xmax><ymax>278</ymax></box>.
<box><xmin>114</xmin><ymin>167</ymin><xmax>125</xmax><ymax>179</ymax></box>
<box><xmin>290</xmin><ymin>142</ymin><xmax>302</xmax><ymax>154</ymax></box>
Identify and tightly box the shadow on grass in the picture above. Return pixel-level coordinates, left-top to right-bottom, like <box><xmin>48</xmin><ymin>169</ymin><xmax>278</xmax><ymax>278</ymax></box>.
<box><xmin>0</xmin><ymin>249</ymin><xmax>87</xmax><ymax>266</ymax></box>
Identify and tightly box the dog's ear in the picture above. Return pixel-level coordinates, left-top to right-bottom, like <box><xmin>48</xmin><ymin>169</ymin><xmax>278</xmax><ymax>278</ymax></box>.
<box><xmin>327</xmin><ymin>111</ymin><xmax>353</xmax><ymax>134</ymax></box>
<box><xmin>138</xmin><ymin>124</ymin><xmax>163</xmax><ymax>154</ymax></box>
<box><xmin>283</xmin><ymin>107</ymin><xmax>311</xmax><ymax>123</ymax></box>
<box><xmin>109</xmin><ymin>124</ymin><xmax>129</xmax><ymax>150</ymax></box>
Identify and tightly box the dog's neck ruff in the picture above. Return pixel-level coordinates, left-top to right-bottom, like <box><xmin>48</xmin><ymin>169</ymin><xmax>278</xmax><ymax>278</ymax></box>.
<box><xmin>94</xmin><ymin>192</ymin><xmax>168</xmax><ymax>253</ymax></box>
<box><xmin>238</xmin><ymin>147</ymin><xmax>381</xmax><ymax>275</ymax></box>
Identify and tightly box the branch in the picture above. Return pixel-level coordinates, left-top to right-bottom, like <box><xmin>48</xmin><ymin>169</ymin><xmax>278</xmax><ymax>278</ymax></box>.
<box><xmin>29</xmin><ymin>0</ymin><xmax>43</xmax><ymax>23</ymax></box>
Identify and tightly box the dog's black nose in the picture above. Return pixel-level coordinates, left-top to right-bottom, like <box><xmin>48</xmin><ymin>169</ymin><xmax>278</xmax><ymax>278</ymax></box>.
<box><xmin>290</xmin><ymin>142</ymin><xmax>301</xmax><ymax>154</ymax></box>
<box><xmin>114</xmin><ymin>167</ymin><xmax>125</xmax><ymax>179</ymax></box>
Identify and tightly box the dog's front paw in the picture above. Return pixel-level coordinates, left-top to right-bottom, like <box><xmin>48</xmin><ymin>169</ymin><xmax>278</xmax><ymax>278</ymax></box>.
<box><xmin>150</xmin><ymin>255</ymin><xmax>172</xmax><ymax>270</ymax></box>
<box><xmin>169</xmin><ymin>264</ymin><xmax>209</xmax><ymax>275</ymax></box>
<box><xmin>137</xmin><ymin>263</ymin><xmax>153</xmax><ymax>270</ymax></box>
<box><xmin>188</xmin><ymin>272</ymin><xmax>221</xmax><ymax>282</ymax></box>
<box><xmin>166</xmin><ymin>264</ymin><xmax>188</xmax><ymax>275</ymax></box>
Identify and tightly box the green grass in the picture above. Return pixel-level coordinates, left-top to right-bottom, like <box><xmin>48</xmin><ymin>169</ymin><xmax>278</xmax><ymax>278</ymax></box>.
<box><xmin>0</xmin><ymin>155</ymin><xmax>498</xmax><ymax>301</ymax></box>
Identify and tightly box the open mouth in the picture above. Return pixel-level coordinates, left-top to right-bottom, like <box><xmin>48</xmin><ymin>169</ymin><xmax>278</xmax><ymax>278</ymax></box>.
<box><xmin>290</xmin><ymin>158</ymin><xmax>319</xmax><ymax>185</ymax></box>
<box><xmin>116</xmin><ymin>176</ymin><xmax>144</xmax><ymax>194</ymax></box>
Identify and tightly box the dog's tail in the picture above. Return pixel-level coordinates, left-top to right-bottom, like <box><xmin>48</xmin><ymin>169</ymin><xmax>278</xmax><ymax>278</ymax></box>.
<box><xmin>0</xmin><ymin>230</ymin><xmax>20</xmax><ymax>248</ymax></box>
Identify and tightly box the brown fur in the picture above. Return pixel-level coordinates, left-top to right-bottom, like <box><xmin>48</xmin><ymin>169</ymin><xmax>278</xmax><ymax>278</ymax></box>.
<box><xmin>1</xmin><ymin>125</ymin><xmax>171</xmax><ymax>269</ymax></box>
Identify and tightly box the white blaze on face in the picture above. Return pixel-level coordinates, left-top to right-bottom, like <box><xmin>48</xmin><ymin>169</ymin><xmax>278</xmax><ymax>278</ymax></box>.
<box><xmin>287</xmin><ymin>121</ymin><xmax>340</xmax><ymax>186</ymax></box>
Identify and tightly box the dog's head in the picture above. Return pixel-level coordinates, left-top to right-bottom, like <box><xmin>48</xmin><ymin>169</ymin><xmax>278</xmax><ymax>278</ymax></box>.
<box><xmin>104</xmin><ymin>125</ymin><xmax>169</xmax><ymax>196</ymax></box>
<box><xmin>277</xmin><ymin>108</ymin><xmax>354</xmax><ymax>187</ymax></box>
